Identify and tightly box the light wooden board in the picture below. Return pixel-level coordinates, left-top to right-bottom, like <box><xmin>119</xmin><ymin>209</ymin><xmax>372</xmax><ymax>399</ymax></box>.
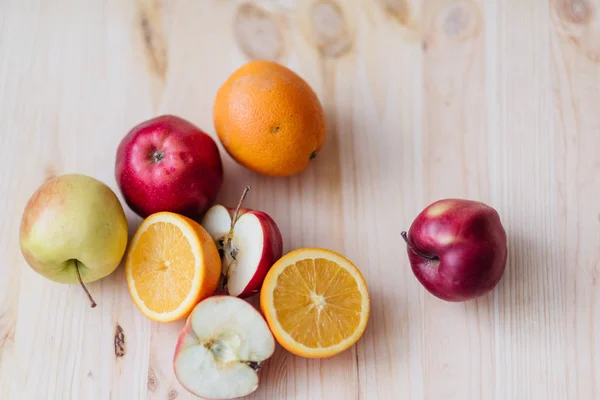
<box><xmin>1</xmin><ymin>0</ymin><xmax>599</xmax><ymax>399</ymax></box>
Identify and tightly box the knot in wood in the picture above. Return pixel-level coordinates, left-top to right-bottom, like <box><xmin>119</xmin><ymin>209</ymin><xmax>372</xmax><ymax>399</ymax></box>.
<box><xmin>554</xmin><ymin>0</ymin><xmax>594</xmax><ymax>24</ymax></box>
<box><xmin>309</xmin><ymin>0</ymin><xmax>353</xmax><ymax>58</ymax></box>
<box><xmin>234</xmin><ymin>3</ymin><xmax>284</xmax><ymax>62</ymax></box>
<box><xmin>437</xmin><ymin>0</ymin><xmax>481</xmax><ymax>40</ymax></box>
<box><xmin>147</xmin><ymin>367</ymin><xmax>159</xmax><ymax>392</ymax></box>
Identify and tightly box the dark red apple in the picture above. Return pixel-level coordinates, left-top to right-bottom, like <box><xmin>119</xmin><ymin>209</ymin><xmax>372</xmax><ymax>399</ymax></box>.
<box><xmin>115</xmin><ymin>115</ymin><xmax>223</xmax><ymax>220</ymax></box>
<box><xmin>402</xmin><ymin>198</ymin><xmax>507</xmax><ymax>302</ymax></box>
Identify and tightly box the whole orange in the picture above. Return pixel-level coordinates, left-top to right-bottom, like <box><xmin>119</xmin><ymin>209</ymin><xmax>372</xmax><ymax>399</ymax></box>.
<box><xmin>213</xmin><ymin>60</ymin><xmax>327</xmax><ymax>177</ymax></box>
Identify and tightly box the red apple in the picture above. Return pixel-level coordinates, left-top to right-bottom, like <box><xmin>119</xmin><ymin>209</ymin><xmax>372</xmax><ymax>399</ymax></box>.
<box><xmin>402</xmin><ymin>198</ymin><xmax>507</xmax><ymax>302</ymax></box>
<box><xmin>115</xmin><ymin>115</ymin><xmax>223</xmax><ymax>220</ymax></box>
<box><xmin>174</xmin><ymin>296</ymin><xmax>275</xmax><ymax>399</ymax></box>
<box><xmin>201</xmin><ymin>187</ymin><xmax>283</xmax><ymax>298</ymax></box>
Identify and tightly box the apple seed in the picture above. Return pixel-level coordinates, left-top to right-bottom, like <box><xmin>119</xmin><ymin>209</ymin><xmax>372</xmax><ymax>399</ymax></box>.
<box><xmin>246</xmin><ymin>361</ymin><xmax>261</xmax><ymax>372</ymax></box>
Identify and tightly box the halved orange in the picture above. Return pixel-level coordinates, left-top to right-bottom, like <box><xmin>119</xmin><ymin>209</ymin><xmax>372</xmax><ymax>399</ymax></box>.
<box><xmin>126</xmin><ymin>212</ymin><xmax>221</xmax><ymax>322</ymax></box>
<box><xmin>260</xmin><ymin>248</ymin><xmax>370</xmax><ymax>358</ymax></box>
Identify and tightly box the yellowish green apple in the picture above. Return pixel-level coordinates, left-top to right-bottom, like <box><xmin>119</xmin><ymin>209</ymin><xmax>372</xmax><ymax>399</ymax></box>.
<box><xmin>19</xmin><ymin>174</ymin><xmax>129</xmax><ymax>307</ymax></box>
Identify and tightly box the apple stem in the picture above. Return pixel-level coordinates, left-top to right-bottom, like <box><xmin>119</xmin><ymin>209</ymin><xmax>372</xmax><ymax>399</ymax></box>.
<box><xmin>75</xmin><ymin>260</ymin><xmax>97</xmax><ymax>308</ymax></box>
<box><xmin>230</xmin><ymin>185</ymin><xmax>251</xmax><ymax>231</ymax></box>
<box><xmin>400</xmin><ymin>231</ymin><xmax>439</xmax><ymax>261</ymax></box>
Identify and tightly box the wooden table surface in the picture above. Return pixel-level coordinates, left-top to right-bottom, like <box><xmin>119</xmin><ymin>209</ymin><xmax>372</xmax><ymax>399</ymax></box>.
<box><xmin>1</xmin><ymin>0</ymin><xmax>599</xmax><ymax>399</ymax></box>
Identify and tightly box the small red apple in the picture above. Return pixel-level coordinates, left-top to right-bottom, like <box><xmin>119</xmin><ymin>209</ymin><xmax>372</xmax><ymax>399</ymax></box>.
<box><xmin>402</xmin><ymin>198</ymin><xmax>508</xmax><ymax>302</ymax></box>
<box><xmin>201</xmin><ymin>187</ymin><xmax>283</xmax><ymax>298</ymax></box>
<box><xmin>115</xmin><ymin>115</ymin><xmax>223</xmax><ymax>220</ymax></box>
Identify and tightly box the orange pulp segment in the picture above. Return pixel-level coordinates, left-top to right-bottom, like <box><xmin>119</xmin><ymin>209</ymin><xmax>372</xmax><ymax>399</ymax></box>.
<box><xmin>126</xmin><ymin>212</ymin><xmax>221</xmax><ymax>322</ymax></box>
<box><xmin>260</xmin><ymin>248</ymin><xmax>370</xmax><ymax>358</ymax></box>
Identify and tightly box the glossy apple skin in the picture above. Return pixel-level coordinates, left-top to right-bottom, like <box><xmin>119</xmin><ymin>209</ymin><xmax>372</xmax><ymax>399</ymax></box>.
<box><xmin>228</xmin><ymin>207</ymin><xmax>283</xmax><ymax>298</ymax></box>
<box><xmin>115</xmin><ymin>115</ymin><xmax>223</xmax><ymax>220</ymax></box>
<box><xmin>405</xmin><ymin>199</ymin><xmax>507</xmax><ymax>302</ymax></box>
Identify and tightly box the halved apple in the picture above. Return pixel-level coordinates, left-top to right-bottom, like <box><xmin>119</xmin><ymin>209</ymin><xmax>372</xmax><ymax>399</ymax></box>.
<box><xmin>201</xmin><ymin>187</ymin><xmax>283</xmax><ymax>298</ymax></box>
<box><xmin>174</xmin><ymin>296</ymin><xmax>275</xmax><ymax>399</ymax></box>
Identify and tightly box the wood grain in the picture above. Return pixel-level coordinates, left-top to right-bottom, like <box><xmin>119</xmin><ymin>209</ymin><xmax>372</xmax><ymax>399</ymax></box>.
<box><xmin>0</xmin><ymin>0</ymin><xmax>598</xmax><ymax>399</ymax></box>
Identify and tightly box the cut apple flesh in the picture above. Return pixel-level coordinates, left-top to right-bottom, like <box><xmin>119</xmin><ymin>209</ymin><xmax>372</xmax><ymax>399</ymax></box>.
<box><xmin>174</xmin><ymin>296</ymin><xmax>275</xmax><ymax>399</ymax></box>
<box><xmin>201</xmin><ymin>205</ymin><xmax>231</xmax><ymax>242</ymax></box>
<box><xmin>227</xmin><ymin>216</ymin><xmax>264</xmax><ymax>296</ymax></box>
<box><xmin>201</xmin><ymin>205</ymin><xmax>265</xmax><ymax>297</ymax></box>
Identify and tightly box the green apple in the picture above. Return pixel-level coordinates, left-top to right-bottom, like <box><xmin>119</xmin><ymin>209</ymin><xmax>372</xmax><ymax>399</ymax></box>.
<box><xmin>19</xmin><ymin>173</ymin><xmax>129</xmax><ymax>307</ymax></box>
